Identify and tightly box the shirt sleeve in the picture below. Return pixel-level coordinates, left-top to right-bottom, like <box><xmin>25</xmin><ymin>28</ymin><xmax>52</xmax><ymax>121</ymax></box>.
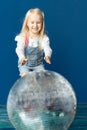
<box><xmin>15</xmin><ymin>35</ymin><xmax>25</xmax><ymax>60</ymax></box>
<box><xmin>42</xmin><ymin>35</ymin><xmax>52</xmax><ymax>57</ymax></box>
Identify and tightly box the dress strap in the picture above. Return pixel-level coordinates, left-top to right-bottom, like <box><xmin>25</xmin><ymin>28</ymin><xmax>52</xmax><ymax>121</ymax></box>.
<box><xmin>25</xmin><ymin>34</ymin><xmax>29</xmax><ymax>46</ymax></box>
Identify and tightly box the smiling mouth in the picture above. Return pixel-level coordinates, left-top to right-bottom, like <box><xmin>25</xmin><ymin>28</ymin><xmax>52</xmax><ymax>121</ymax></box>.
<box><xmin>33</xmin><ymin>28</ymin><xmax>38</xmax><ymax>30</ymax></box>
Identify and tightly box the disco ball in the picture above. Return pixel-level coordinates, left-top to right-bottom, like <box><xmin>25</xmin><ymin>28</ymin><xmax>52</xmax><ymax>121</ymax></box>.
<box><xmin>7</xmin><ymin>70</ymin><xmax>77</xmax><ymax>130</ymax></box>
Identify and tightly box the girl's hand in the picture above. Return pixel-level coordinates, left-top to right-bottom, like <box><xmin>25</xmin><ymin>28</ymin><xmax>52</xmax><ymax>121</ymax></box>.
<box><xmin>20</xmin><ymin>58</ymin><xmax>28</xmax><ymax>66</ymax></box>
<box><xmin>44</xmin><ymin>56</ymin><xmax>51</xmax><ymax>64</ymax></box>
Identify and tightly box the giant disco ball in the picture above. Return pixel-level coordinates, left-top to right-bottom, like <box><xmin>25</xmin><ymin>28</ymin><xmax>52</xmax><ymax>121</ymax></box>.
<box><xmin>7</xmin><ymin>70</ymin><xmax>77</xmax><ymax>130</ymax></box>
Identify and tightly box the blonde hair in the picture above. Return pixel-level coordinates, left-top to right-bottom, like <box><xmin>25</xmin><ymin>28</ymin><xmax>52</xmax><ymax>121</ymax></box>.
<box><xmin>20</xmin><ymin>8</ymin><xmax>45</xmax><ymax>43</ymax></box>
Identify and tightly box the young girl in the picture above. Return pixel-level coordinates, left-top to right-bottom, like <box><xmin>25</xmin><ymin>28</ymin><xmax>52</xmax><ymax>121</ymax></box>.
<box><xmin>15</xmin><ymin>8</ymin><xmax>52</xmax><ymax>77</ymax></box>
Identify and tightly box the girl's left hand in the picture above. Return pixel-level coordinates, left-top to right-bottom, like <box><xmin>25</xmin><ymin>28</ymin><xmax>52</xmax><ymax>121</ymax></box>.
<box><xmin>44</xmin><ymin>56</ymin><xmax>51</xmax><ymax>64</ymax></box>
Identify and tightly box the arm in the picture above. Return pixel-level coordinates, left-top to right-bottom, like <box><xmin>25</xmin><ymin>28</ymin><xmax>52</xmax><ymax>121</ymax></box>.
<box><xmin>15</xmin><ymin>35</ymin><xmax>28</xmax><ymax>65</ymax></box>
<box><xmin>42</xmin><ymin>35</ymin><xmax>52</xmax><ymax>64</ymax></box>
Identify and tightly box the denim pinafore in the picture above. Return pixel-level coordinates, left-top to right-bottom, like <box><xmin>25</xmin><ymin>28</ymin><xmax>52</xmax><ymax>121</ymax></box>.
<box><xmin>25</xmin><ymin>39</ymin><xmax>44</xmax><ymax>67</ymax></box>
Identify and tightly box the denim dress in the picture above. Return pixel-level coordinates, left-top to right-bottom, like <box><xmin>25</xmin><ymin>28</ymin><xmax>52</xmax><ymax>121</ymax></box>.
<box><xmin>18</xmin><ymin>44</ymin><xmax>44</xmax><ymax>75</ymax></box>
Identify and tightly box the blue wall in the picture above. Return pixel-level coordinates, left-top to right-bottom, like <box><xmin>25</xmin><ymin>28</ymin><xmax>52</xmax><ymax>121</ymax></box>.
<box><xmin>0</xmin><ymin>0</ymin><xmax>87</xmax><ymax>104</ymax></box>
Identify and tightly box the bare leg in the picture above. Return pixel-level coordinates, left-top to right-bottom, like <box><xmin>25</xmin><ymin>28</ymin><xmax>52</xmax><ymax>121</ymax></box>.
<box><xmin>20</xmin><ymin>72</ymin><xmax>28</xmax><ymax>77</ymax></box>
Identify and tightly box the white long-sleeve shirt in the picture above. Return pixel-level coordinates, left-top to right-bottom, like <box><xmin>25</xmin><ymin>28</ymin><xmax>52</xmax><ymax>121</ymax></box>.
<box><xmin>15</xmin><ymin>35</ymin><xmax>52</xmax><ymax>60</ymax></box>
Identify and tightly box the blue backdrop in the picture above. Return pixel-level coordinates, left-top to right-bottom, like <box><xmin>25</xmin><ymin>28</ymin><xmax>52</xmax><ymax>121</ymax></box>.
<box><xmin>0</xmin><ymin>0</ymin><xmax>87</xmax><ymax>104</ymax></box>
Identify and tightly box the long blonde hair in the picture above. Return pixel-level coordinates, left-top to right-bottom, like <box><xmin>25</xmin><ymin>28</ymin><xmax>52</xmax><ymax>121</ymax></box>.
<box><xmin>20</xmin><ymin>8</ymin><xmax>45</xmax><ymax>46</ymax></box>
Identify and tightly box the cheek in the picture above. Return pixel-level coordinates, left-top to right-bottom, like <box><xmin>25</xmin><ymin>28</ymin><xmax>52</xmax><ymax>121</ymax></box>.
<box><xmin>27</xmin><ymin>20</ymin><xmax>31</xmax><ymax>27</ymax></box>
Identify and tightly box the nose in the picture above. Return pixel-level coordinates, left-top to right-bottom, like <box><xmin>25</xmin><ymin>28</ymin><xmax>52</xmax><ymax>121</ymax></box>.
<box><xmin>34</xmin><ymin>23</ymin><xmax>37</xmax><ymax>27</ymax></box>
<box><xmin>33</xmin><ymin>23</ymin><xmax>37</xmax><ymax>27</ymax></box>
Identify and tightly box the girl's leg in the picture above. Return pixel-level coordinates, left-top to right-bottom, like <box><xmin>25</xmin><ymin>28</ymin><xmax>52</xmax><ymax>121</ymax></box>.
<box><xmin>18</xmin><ymin>62</ymin><xmax>29</xmax><ymax>77</ymax></box>
<box><xmin>20</xmin><ymin>72</ymin><xmax>28</xmax><ymax>77</ymax></box>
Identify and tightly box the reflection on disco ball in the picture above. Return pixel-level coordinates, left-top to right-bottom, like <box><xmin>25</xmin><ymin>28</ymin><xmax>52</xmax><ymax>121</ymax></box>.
<box><xmin>7</xmin><ymin>70</ymin><xmax>77</xmax><ymax>130</ymax></box>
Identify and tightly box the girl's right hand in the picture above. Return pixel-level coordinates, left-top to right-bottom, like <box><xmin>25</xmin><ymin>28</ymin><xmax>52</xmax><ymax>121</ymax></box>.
<box><xmin>20</xmin><ymin>58</ymin><xmax>28</xmax><ymax>66</ymax></box>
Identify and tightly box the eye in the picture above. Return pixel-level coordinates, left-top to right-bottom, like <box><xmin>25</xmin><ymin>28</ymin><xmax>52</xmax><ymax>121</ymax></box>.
<box><xmin>37</xmin><ymin>21</ymin><xmax>42</xmax><ymax>24</ymax></box>
<box><xmin>31</xmin><ymin>21</ymin><xmax>34</xmax><ymax>24</ymax></box>
<box><xmin>37</xmin><ymin>21</ymin><xmax>41</xmax><ymax>23</ymax></box>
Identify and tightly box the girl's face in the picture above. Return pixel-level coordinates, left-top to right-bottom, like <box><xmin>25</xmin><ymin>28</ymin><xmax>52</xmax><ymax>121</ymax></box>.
<box><xmin>27</xmin><ymin>13</ymin><xmax>43</xmax><ymax>36</ymax></box>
